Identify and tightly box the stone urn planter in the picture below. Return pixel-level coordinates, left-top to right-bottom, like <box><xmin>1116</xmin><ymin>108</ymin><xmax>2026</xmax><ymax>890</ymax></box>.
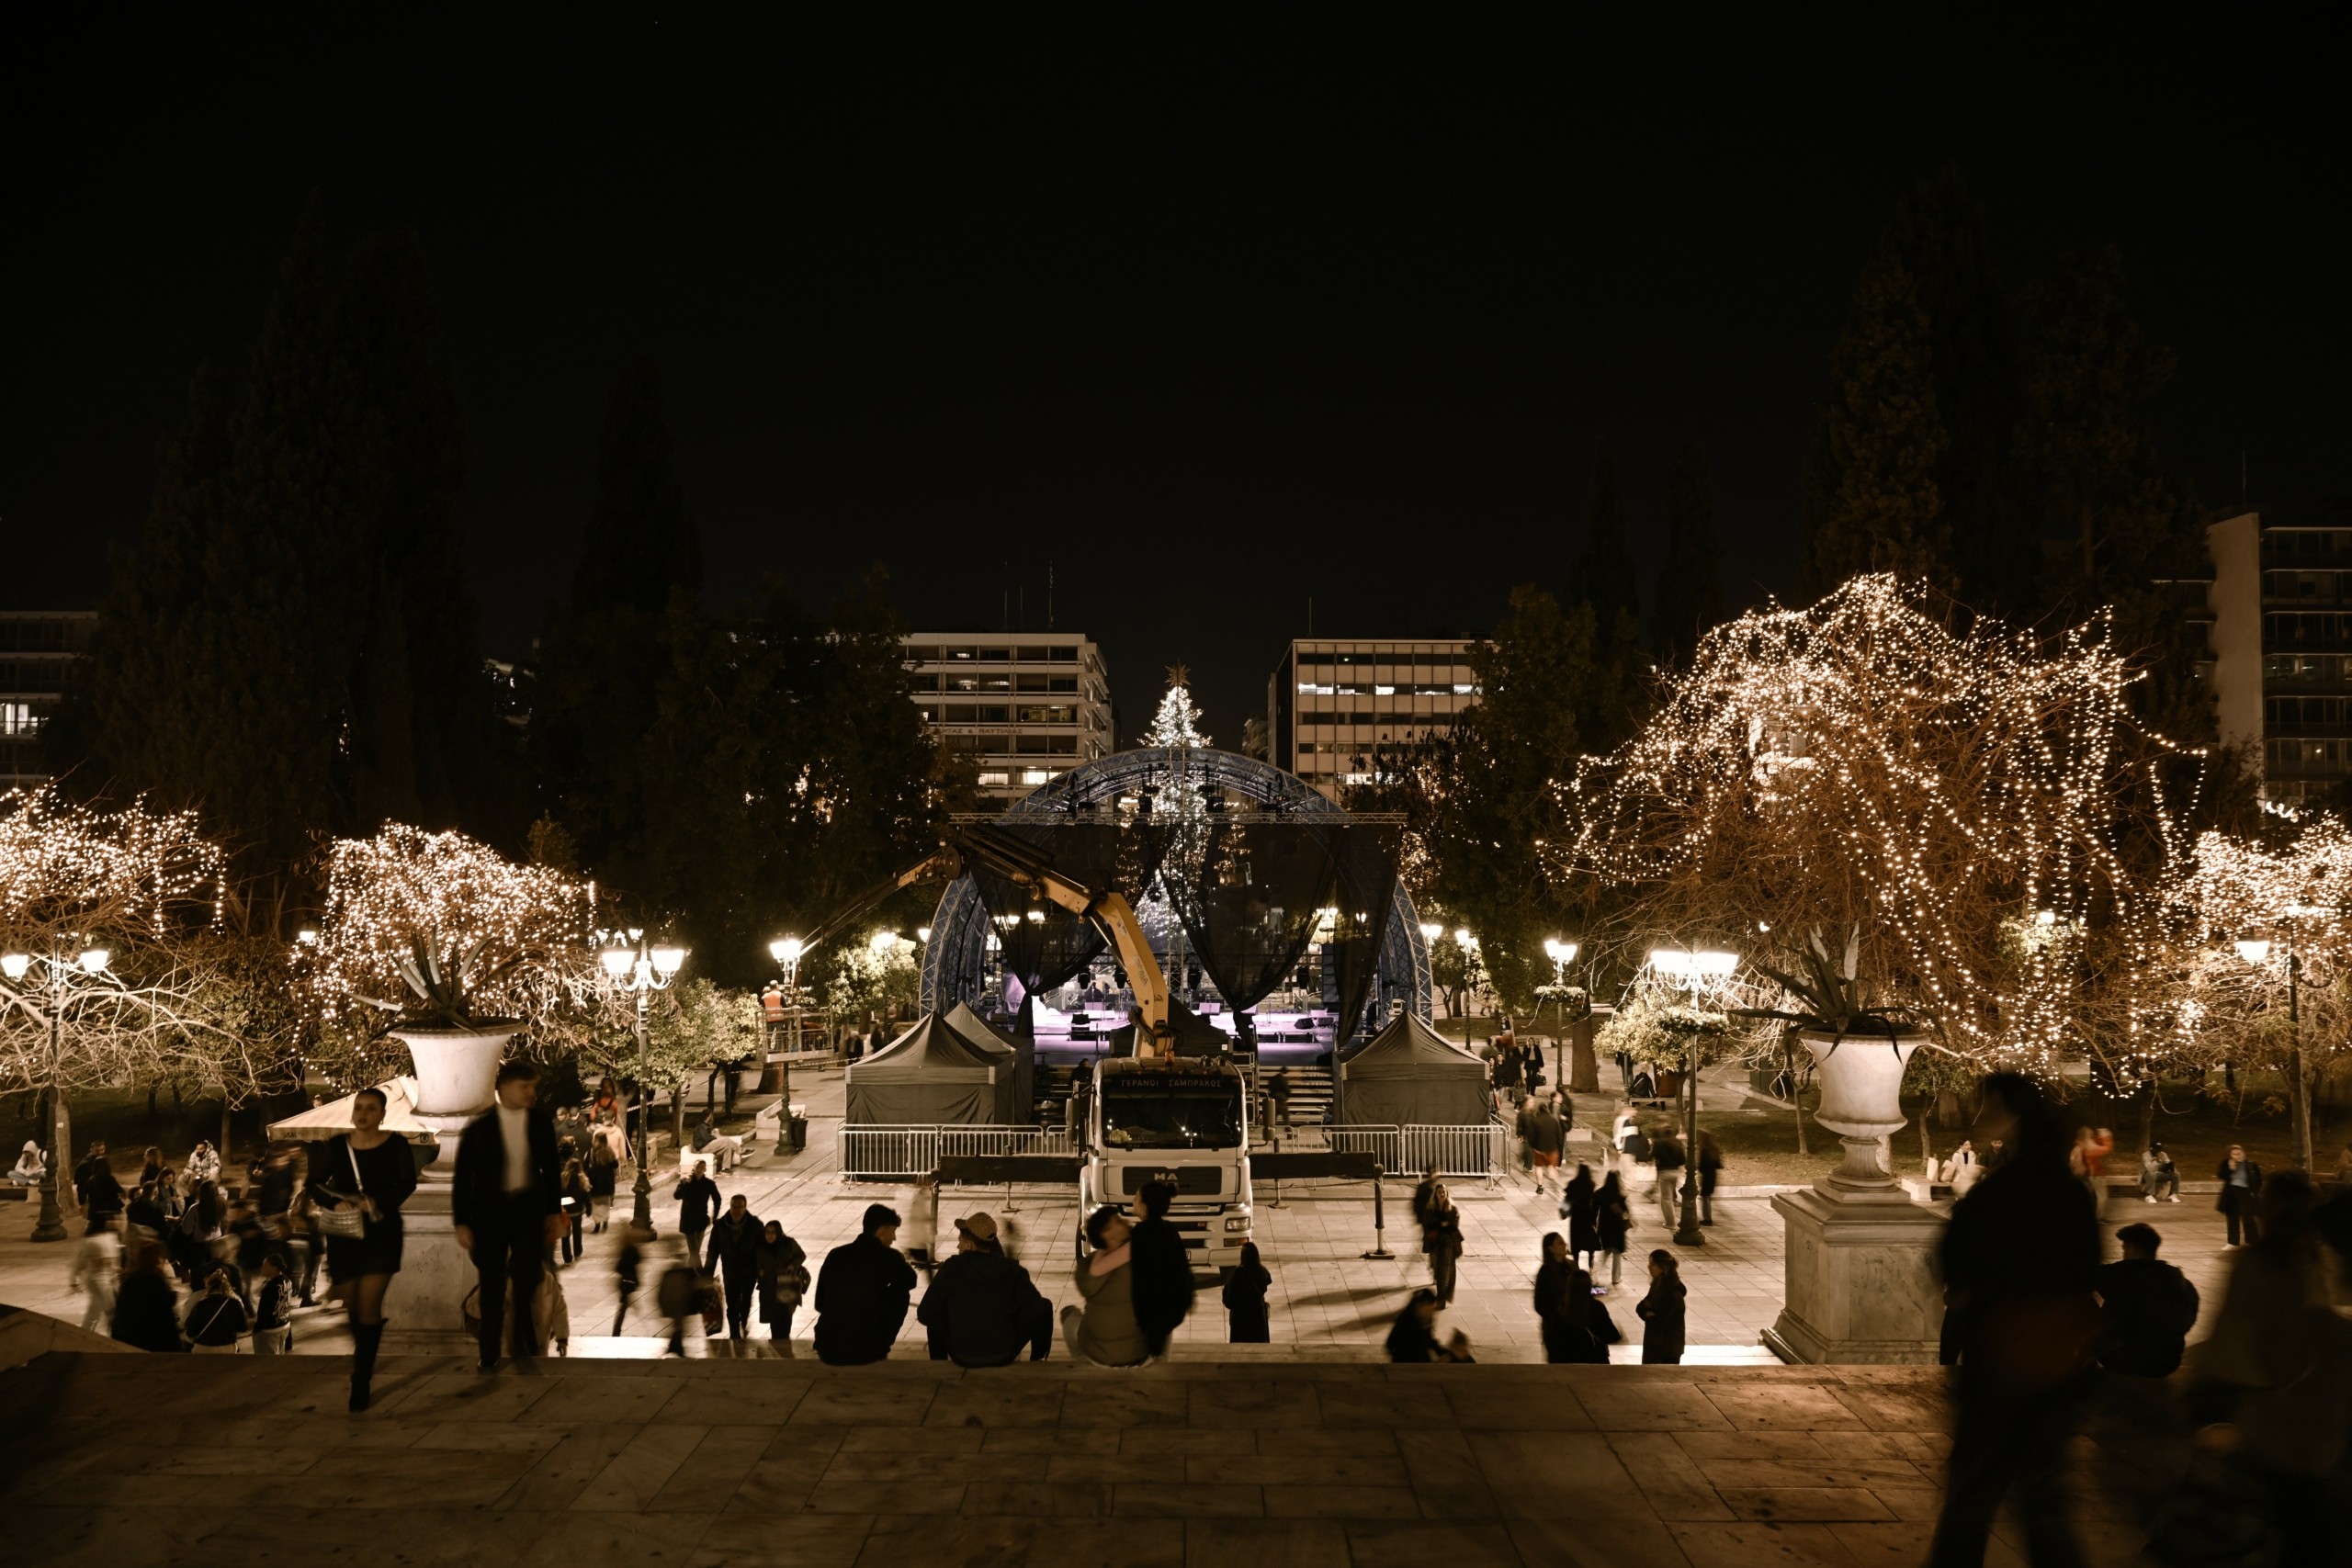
<box><xmin>390</xmin><ymin>1021</ymin><xmax>524</xmax><ymax>1166</ymax></box>
<box><xmin>1797</xmin><ymin>1027</ymin><xmax>1921</xmax><ymax>1188</ymax></box>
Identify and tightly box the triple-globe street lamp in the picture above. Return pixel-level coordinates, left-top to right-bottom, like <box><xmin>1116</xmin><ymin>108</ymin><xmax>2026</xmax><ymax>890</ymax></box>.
<box><xmin>1543</xmin><ymin>937</ymin><xmax>1581</xmax><ymax>1089</ymax></box>
<box><xmin>598</xmin><ymin>930</ymin><xmax>687</xmax><ymax>1231</ymax></box>
<box><xmin>766</xmin><ymin>935</ymin><xmax>806</xmax><ymax>1155</ymax></box>
<box><xmin>2234</xmin><ymin>903</ymin><xmax>2324</xmax><ymax>1172</ymax></box>
<box><xmin>1648</xmin><ymin>947</ymin><xmax>1738</xmax><ymax>1248</ymax></box>
<box><xmin>2</xmin><ymin>942</ymin><xmax>111</xmax><ymax>1242</ymax></box>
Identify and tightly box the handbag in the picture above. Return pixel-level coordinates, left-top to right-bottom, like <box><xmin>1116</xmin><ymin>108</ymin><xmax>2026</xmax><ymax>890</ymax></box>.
<box><xmin>317</xmin><ymin>1139</ymin><xmax>368</xmax><ymax>1239</ymax></box>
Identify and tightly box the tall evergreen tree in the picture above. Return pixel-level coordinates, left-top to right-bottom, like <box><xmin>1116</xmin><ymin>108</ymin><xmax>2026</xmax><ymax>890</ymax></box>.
<box><xmin>1648</xmin><ymin>445</ymin><xmax>1727</xmax><ymax>669</ymax></box>
<box><xmin>1802</xmin><ymin>253</ymin><xmax>1952</xmax><ymax>595</ymax></box>
<box><xmin>2015</xmin><ymin>245</ymin><xmax>2212</xmax><ymax>739</ymax></box>
<box><xmin>1573</xmin><ymin>447</ymin><xmax>1642</xmax><ymax>635</ymax></box>
<box><xmin>574</xmin><ymin>357</ymin><xmax>702</xmax><ymax>617</ymax></box>
<box><xmin>1879</xmin><ymin>168</ymin><xmax>2034</xmax><ymax>618</ymax></box>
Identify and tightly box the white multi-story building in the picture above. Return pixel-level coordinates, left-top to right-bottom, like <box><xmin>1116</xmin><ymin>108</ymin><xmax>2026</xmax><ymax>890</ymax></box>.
<box><xmin>2198</xmin><ymin>505</ymin><xmax>2352</xmax><ymax>803</ymax></box>
<box><xmin>902</xmin><ymin>632</ymin><xmax>1114</xmax><ymax>800</ymax></box>
<box><xmin>1280</xmin><ymin>637</ymin><xmax>1480</xmax><ymax>799</ymax></box>
<box><xmin>0</xmin><ymin>611</ymin><xmax>96</xmax><ymax>790</ymax></box>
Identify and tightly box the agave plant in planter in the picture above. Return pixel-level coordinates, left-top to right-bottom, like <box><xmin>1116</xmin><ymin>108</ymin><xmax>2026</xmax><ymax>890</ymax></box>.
<box><xmin>1737</xmin><ymin>927</ymin><xmax>1935</xmax><ymax>1185</ymax></box>
<box><xmin>370</xmin><ymin>936</ymin><xmax>526</xmax><ymax>1134</ymax></box>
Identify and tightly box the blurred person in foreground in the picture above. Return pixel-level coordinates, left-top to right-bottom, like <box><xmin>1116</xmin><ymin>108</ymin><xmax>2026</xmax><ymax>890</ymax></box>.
<box><xmin>918</xmin><ymin>1211</ymin><xmax>1052</xmax><ymax>1367</ymax></box>
<box><xmin>2183</xmin><ymin>1171</ymin><xmax>2350</xmax><ymax>1564</ymax></box>
<box><xmin>1929</xmin><ymin>1072</ymin><xmax>2100</xmax><ymax>1568</ymax></box>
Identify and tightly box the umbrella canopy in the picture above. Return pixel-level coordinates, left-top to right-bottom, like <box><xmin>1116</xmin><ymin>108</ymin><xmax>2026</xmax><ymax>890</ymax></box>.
<box><xmin>267</xmin><ymin>1077</ymin><xmax>437</xmax><ymax>1143</ymax></box>
<box><xmin>1336</xmin><ymin>1012</ymin><xmax>1492</xmax><ymax>1125</ymax></box>
<box><xmin>845</xmin><ymin>1013</ymin><xmax>1001</xmax><ymax>1125</ymax></box>
<box><xmin>944</xmin><ymin>1002</ymin><xmax>1032</xmax><ymax>1122</ymax></box>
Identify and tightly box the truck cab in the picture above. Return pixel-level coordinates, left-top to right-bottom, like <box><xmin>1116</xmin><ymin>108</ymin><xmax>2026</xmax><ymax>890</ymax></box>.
<box><xmin>1078</xmin><ymin>1056</ymin><xmax>1254</xmax><ymax>1276</ymax></box>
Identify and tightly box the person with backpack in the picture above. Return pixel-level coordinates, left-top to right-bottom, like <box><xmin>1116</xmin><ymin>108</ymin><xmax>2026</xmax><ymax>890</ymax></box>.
<box><xmin>184</xmin><ymin>1269</ymin><xmax>250</xmax><ymax>1353</ymax></box>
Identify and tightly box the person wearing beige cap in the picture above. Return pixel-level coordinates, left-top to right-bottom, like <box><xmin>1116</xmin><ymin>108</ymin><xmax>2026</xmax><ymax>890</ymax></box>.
<box><xmin>916</xmin><ymin>1210</ymin><xmax>1053</xmax><ymax>1367</ymax></box>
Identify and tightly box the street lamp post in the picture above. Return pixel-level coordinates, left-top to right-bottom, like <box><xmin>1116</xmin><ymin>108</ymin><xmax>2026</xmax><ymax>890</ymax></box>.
<box><xmin>600</xmin><ymin>931</ymin><xmax>687</xmax><ymax>1232</ymax></box>
<box><xmin>1650</xmin><ymin>948</ymin><xmax>1738</xmax><ymax>1249</ymax></box>
<box><xmin>1543</xmin><ymin>938</ymin><xmax>1579</xmax><ymax>1089</ymax></box>
<box><xmin>2237</xmin><ymin>923</ymin><xmax>2314</xmax><ymax>1172</ymax></box>
<box><xmin>768</xmin><ymin>936</ymin><xmax>805</xmax><ymax>1155</ymax></box>
<box><xmin>2</xmin><ymin>943</ymin><xmax>110</xmax><ymax>1243</ymax></box>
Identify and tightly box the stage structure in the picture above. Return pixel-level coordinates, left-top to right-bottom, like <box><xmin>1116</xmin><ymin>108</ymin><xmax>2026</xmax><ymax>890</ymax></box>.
<box><xmin>919</xmin><ymin>747</ymin><xmax>1430</xmax><ymax>1064</ymax></box>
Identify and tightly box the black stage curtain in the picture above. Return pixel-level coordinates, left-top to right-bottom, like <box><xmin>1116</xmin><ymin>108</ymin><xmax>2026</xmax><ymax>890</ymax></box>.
<box><xmin>1325</xmin><ymin>823</ymin><xmax>1400</xmax><ymax>1048</ymax></box>
<box><xmin>967</xmin><ymin>822</ymin><xmax>1165</xmax><ymax>995</ymax></box>
<box><xmin>1159</xmin><ymin>818</ymin><xmax>1339</xmax><ymax>1015</ymax></box>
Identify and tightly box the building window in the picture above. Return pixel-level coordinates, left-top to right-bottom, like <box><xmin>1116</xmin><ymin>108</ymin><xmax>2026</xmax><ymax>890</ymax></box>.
<box><xmin>977</xmin><ymin>770</ymin><xmax>1011</xmax><ymax>787</ymax></box>
<box><xmin>0</xmin><ymin>702</ymin><xmax>32</xmax><ymax>737</ymax></box>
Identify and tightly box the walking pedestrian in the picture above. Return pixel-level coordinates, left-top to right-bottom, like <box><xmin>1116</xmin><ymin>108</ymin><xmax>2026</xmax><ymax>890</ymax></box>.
<box><xmin>306</xmin><ymin>1085</ymin><xmax>418</xmax><ymax>1411</ymax></box>
<box><xmin>675</xmin><ymin>1159</ymin><xmax>721</xmax><ymax>1269</ymax></box>
<box><xmin>1268</xmin><ymin>1067</ymin><xmax>1293</xmax><ymax>1127</ymax></box>
<box><xmin>111</xmin><ymin>1239</ymin><xmax>183</xmax><ymax>1352</ymax></box>
<box><xmin>613</xmin><ymin>1220</ymin><xmax>651</xmax><ymax>1335</ymax></box>
<box><xmin>1127</xmin><ymin>1180</ymin><xmax>1195</xmax><ymax>1358</ymax></box>
<box><xmin>1651</xmin><ymin>1129</ymin><xmax>1686</xmax><ymax>1226</ymax></box>
<box><xmin>2215</xmin><ymin>1145</ymin><xmax>2263</xmax><ymax>1246</ymax></box>
<box><xmin>1385</xmin><ymin>1287</ymin><xmax>1473</xmax><ymax>1362</ymax></box>
<box><xmin>1534</xmin><ymin>1233</ymin><xmax>1575</xmax><ymax>1362</ymax></box>
<box><xmin>2187</xmin><ymin>1171</ymin><xmax>2346</xmax><ymax>1563</ymax></box>
<box><xmin>1561</xmin><ymin>1163</ymin><xmax>1599</xmax><ymax>1271</ymax></box>
<box><xmin>1636</xmin><ymin>1249</ymin><xmax>1687</xmax><ymax>1364</ymax></box>
<box><xmin>1518</xmin><ymin>1094</ymin><xmax>1566</xmax><ymax>1197</ymax></box>
<box><xmin>558</xmin><ymin>1146</ymin><xmax>592</xmax><ymax>1262</ymax></box>
<box><xmin>70</xmin><ymin>1215</ymin><xmax>119</xmax><ymax>1333</ymax></box>
<box><xmin>1537</xmin><ymin>1237</ymin><xmax>1619</xmax><ymax>1362</ymax></box>
<box><xmin>452</xmin><ymin>1059</ymin><xmax>566</xmax><ymax>1375</ymax></box>
<box><xmin>813</xmin><ymin>1202</ymin><xmax>917</xmax><ymax>1365</ymax></box>
<box><xmin>710</xmin><ymin>1193</ymin><xmax>763</xmax><ymax>1339</ymax></box>
<box><xmin>184</xmin><ymin>1269</ymin><xmax>249</xmax><ymax>1353</ymax></box>
<box><xmin>585</xmin><ymin>1122</ymin><xmax>620</xmax><ymax>1233</ymax></box>
<box><xmin>1422</xmin><ymin>1182</ymin><xmax>1464</xmax><ymax>1306</ymax></box>
<box><xmin>1410</xmin><ymin>1165</ymin><xmax>1441</xmax><ymax>1234</ymax></box>
<box><xmin>918</xmin><ymin>1211</ymin><xmax>1053</xmax><ymax>1366</ymax></box>
<box><xmin>78</xmin><ymin>1143</ymin><xmax>123</xmax><ymax>1226</ymax></box>
<box><xmin>754</xmin><ymin>1220</ymin><xmax>808</xmax><ymax>1347</ymax></box>
<box><xmin>251</xmin><ymin>1252</ymin><xmax>295</xmax><ymax>1354</ymax></box>
<box><xmin>1694</xmin><ymin>1129</ymin><xmax>1723</xmax><ymax>1226</ymax></box>
<box><xmin>1063</xmin><ymin>1204</ymin><xmax>1149</xmax><ymax>1367</ymax></box>
<box><xmin>1594</xmin><ymin>1169</ymin><xmax>1633</xmax><ymax>1292</ymax></box>
<box><xmin>1928</xmin><ymin>1072</ymin><xmax>2101</xmax><ymax>1568</ymax></box>
<box><xmin>1222</xmin><ymin>1240</ymin><xmax>1271</xmax><ymax>1342</ymax></box>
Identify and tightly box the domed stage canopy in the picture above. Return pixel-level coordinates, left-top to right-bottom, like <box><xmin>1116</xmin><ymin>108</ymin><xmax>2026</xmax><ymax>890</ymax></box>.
<box><xmin>919</xmin><ymin>747</ymin><xmax>1431</xmax><ymax>1061</ymax></box>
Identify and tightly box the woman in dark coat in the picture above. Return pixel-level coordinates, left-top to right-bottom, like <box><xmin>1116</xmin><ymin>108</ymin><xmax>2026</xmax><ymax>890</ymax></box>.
<box><xmin>1593</xmin><ymin>1170</ymin><xmax>1634</xmax><ymax>1292</ymax></box>
<box><xmin>111</xmin><ymin>1239</ymin><xmax>185</xmax><ymax>1353</ymax></box>
<box><xmin>1222</xmin><ymin>1240</ymin><xmax>1272</xmax><ymax>1342</ymax></box>
<box><xmin>1547</xmin><ymin>1259</ymin><xmax>1621</xmax><ymax>1364</ymax></box>
<box><xmin>1533</xmin><ymin>1233</ymin><xmax>1577</xmax><ymax>1362</ymax></box>
<box><xmin>1561</xmin><ymin>1165</ymin><xmax>1600</xmax><ymax>1269</ymax></box>
<box><xmin>304</xmin><ymin>1087</ymin><xmax>419</xmax><ymax>1411</ymax></box>
<box><xmin>1635</xmin><ymin>1248</ymin><xmax>1687</xmax><ymax>1364</ymax></box>
<box><xmin>753</xmin><ymin>1220</ymin><xmax>808</xmax><ymax>1346</ymax></box>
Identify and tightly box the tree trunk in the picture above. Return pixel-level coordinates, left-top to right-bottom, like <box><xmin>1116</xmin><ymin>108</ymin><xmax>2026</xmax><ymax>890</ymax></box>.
<box><xmin>220</xmin><ymin>1098</ymin><xmax>233</xmax><ymax>1169</ymax></box>
<box><xmin>671</xmin><ymin>1087</ymin><xmax>686</xmax><ymax>1153</ymax></box>
<box><xmin>147</xmin><ymin>1086</ymin><xmax>158</xmax><ymax>1129</ymax></box>
<box><xmin>1788</xmin><ymin>1039</ymin><xmax>1810</xmax><ymax>1158</ymax></box>
<box><xmin>2137</xmin><ymin>1077</ymin><xmax>2158</xmax><ymax>1156</ymax></box>
<box><xmin>1918</xmin><ymin>1106</ymin><xmax>1934</xmax><ymax>1179</ymax></box>
<box><xmin>1568</xmin><ymin>1016</ymin><xmax>1600</xmax><ymax>1095</ymax></box>
<box><xmin>1935</xmin><ymin>1089</ymin><xmax>1963</xmax><ymax>1129</ymax></box>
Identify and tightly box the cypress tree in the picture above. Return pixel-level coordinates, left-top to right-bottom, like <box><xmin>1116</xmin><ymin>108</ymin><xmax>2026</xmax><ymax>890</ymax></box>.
<box><xmin>1649</xmin><ymin>445</ymin><xmax>1727</xmax><ymax>669</ymax></box>
<box><xmin>1573</xmin><ymin>447</ymin><xmax>1642</xmax><ymax>635</ymax></box>
<box><xmin>574</xmin><ymin>357</ymin><xmax>702</xmax><ymax>616</ymax></box>
<box><xmin>1880</xmin><ymin>168</ymin><xmax>2034</xmax><ymax>619</ymax></box>
<box><xmin>1802</xmin><ymin>252</ymin><xmax>1951</xmax><ymax>595</ymax></box>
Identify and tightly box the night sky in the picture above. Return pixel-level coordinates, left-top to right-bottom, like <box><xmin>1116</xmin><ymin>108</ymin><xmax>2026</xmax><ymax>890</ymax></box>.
<box><xmin>7</xmin><ymin>18</ymin><xmax>2345</xmax><ymax>740</ymax></box>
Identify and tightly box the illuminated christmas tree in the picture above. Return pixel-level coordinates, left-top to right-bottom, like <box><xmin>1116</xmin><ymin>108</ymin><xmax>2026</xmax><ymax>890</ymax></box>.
<box><xmin>1146</xmin><ymin>666</ymin><xmax>1209</xmax><ymax>750</ymax></box>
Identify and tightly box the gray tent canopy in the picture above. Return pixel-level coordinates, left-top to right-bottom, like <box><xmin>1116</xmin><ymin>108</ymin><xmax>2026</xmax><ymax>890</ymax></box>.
<box><xmin>845</xmin><ymin>1013</ymin><xmax>1004</xmax><ymax>1125</ymax></box>
<box><xmin>944</xmin><ymin>1002</ymin><xmax>1033</xmax><ymax>1122</ymax></box>
<box><xmin>1336</xmin><ymin>1011</ymin><xmax>1493</xmax><ymax>1126</ymax></box>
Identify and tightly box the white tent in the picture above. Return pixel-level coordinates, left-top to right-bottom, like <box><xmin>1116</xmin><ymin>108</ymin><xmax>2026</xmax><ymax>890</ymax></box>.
<box><xmin>267</xmin><ymin>1077</ymin><xmax>436</xmax><ymax>1144</ymax></box>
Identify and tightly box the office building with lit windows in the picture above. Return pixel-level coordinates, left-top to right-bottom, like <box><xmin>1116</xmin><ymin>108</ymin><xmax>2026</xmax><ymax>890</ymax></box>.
<box><xmin>901</xmin><ymin>632</ymin><xmax>1114</xmax><ymax>800</ymax></box>
<box><xmin>1277</xmin><ymin>637</ymin><xmax>1479</xmax><ymax>799</ymax></box>
<box><xmin>2199</xmin><ymin>504</ymin><xmax>2352</xmax><ymax>804</ymax></box>
<box><xmin>0</xmin><ymin>611</ymin><xmax>95</xmax><ymax>789</ymax></box>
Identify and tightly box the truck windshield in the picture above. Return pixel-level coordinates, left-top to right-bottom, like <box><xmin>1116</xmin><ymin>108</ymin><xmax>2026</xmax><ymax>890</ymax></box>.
<box><xmin>1102</xmin><ymin>1080</ymin><xmax>1243</xmax><ymax>1149</ymax></box>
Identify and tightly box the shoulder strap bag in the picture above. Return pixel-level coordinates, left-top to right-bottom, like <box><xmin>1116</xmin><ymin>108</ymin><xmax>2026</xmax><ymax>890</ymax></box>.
<box><xmin>318</xmin><ymin>1139</ymin><xmax>369</xmax><ymax>1239</ymax></box>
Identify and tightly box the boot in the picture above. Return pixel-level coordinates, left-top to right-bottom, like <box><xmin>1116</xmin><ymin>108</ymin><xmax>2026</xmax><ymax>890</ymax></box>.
<box><xmin>349</xmin><ymin>1320</ymin><xmax>385</xmax><ymax>1413</ymax></box>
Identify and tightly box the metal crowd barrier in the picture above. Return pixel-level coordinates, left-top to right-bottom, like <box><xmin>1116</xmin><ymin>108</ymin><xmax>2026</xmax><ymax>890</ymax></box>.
<box><xmin>838</xmin><ymin>1124</ymin><xmax>1075</xmax><ymax>1179</ymax></box>
<box><xmin>1325</xmin><ymin>1123</ymin><xmax>1507</xmax><ymax>1183</ymax></box>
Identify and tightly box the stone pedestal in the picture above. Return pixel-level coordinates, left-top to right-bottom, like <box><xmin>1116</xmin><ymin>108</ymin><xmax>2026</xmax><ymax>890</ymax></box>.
<box><xmin>379</xmin><ymin>1176</ymin><xmax>481</xmax><ymax>1357</ymax></box>
<box><xmin>1763</xmin><ymin>1143</ymin><xmax>1948</xmax><ymax>1365</ymax></box>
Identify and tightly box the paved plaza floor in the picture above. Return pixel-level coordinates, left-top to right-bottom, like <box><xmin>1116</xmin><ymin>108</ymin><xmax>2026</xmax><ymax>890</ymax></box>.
<box><xmin>0</xmin><ymin>1065</ymin><xmax>2248</xmax><ymax>1363</ymax></box>
<box><xmin>3</xmin><ymin>1348</ymin><xmax>2140</xmax><ymax>1568</ymax></box>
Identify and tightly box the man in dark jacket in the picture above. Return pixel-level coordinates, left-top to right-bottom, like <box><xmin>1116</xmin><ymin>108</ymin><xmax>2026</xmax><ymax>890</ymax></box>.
<box><xmin>2098</xmin><ymin>1224</ymin><xmax>2199</xmax><ymax>1378</ymax></box>
<box><xmin>2215</xmin><ymin>1145</ymin><xmax>2263</xmax><ymax>1247</ymax></box>
<box><xmin>709</xmin><ymin>1193</ymin><xmax>764</xmax><ymax>1339</ymax></box>
<box><xmin>675</xmin><ymin>1161</ymin><xmax>722</xmax><ymax>1269</ymax></box>
<box><xmin>452</xmin><ymin>1060</ymin><xmax>566</xmax><ymax>1374</ymax></box>
<box><xmin>917</xmin><ymin>1212</ymin><xmax>1052</xmax><ymax>1367</ymax></box>
<box><xmin>1127</xmin><ymin>1181</ymin><xmax>1195</xmax><ymax>1358</ymax></box>
<box><xmin>814</xmin><ymin>1202</ymin><xmax>916</xmax><ymax>1364</ymax></box>
<box><xmin>1929</xmin><ymin>1073</ymin><xmax>2101</xmax><ymax>1568</ymax></box>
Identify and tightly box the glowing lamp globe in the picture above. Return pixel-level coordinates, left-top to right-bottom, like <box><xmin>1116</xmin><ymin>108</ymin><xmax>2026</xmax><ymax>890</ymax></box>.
<box><xmin>650</xmin><ymin>945</ymin><xmax>687</xmax><ymax>979</ymax></box>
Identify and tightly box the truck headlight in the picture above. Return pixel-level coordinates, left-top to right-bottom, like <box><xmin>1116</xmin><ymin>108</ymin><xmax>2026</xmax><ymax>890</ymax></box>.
<box><xmin>1224</xmin><ymin>1215</ymin><xmax>1250</xmax><ymax>1233</ymax></box>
